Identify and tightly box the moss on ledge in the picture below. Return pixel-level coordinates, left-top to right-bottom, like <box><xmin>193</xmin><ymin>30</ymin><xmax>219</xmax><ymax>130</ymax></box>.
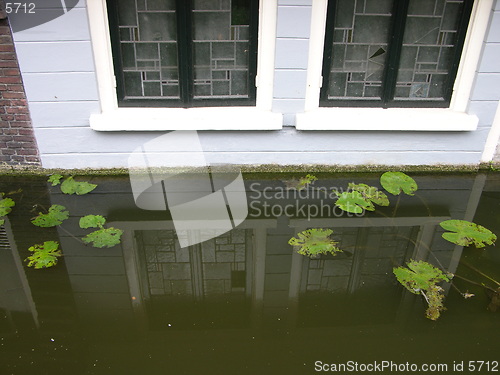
<box><xmin>0</xmin><ymin>162</ymin><xmax>496</xmax><ymax>177</ymax></box>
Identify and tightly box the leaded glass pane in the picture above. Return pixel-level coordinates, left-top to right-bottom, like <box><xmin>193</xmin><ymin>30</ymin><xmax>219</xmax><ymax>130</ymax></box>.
<box><xmin>192</xmin><ymin>0</ymin><xmax>251</xmax><ymax>99</ymax></box>
<box><xmin>326</xmin><ymin>0</ymin><xmax>394</xmax><ymax>100</ymax></box>
<box><xmin>394</xmin><ymin>0</ymin><xmax>464</xmax><ymax>101</ymax></box>
<box><xmin>114</xmin><ymin>0</ymin><xmax>180</xmax><ymax>100</ymax></box>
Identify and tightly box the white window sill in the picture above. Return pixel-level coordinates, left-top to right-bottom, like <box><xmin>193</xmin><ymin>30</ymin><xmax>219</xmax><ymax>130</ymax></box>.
<box><xmin>90</xmin><ymin>107</ymin><xmax>283</xmax><ymax>131</ymax></box>
<box><xmin>296</xmin><ymin>108</ymin><xmax>478</xmax><ymax>131</ymax></box>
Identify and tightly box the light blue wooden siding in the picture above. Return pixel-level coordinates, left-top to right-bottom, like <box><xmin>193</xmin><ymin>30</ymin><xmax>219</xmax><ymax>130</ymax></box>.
<box><xmin>11</xmin><ymin>0</ymin><xmax>101</xmax><ymax>132</ymax></box>
<box><xmin>273</xmin><ymin>1</ymin><xmax>312</xmax><ymax>125</ymax></box>
<box><xmin>468</xmin><ymin>0</ymin><xmax>500</xmax><ymax>135</ymax></box>
<box><xmin>10</xmin><ymin>0</ymin><xmax>500</xmax><ymax>168</ymax></box>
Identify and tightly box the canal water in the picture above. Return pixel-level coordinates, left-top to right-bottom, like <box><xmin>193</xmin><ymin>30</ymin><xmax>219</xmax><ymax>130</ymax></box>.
<box><xmin>0</xmin><ymin>172</ymin><xmax>499</xmax><ymax>374</ymax></box>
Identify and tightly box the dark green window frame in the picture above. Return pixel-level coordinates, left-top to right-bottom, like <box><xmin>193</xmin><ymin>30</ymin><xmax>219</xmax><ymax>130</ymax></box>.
<box><xmin>106</xmin><ymin>0</ymin><xmax>259</xmax><ymax>108</ymax></box>
<box><xmin>320</xmin><ymin>0</ymin><xmax>474</xmax><ymax>108</ymax></box>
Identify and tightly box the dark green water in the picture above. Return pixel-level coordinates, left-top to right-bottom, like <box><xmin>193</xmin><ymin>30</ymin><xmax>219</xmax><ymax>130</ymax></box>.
<box><xmin>0</xmin><ymin>172</ymin><xmax>499</xmax><ymax>374</ymax></box>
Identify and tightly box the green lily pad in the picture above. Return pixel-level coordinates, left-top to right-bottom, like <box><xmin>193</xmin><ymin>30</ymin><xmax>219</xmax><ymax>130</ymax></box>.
<box><xmin>348</xmin><ymin>183</ymin><xmax>389</xmax><ymax>207</ymax></box>
<box><xmin>288</xmin><ymin>228</ymin><xmax>342</xmax><ymax>257</ymax></box>
<box><xmin>82</xmin><ymin>227</ymin><xmax>123</xmax><ymax>248</ymax></box>
<box><xmin>48</xmin><ymin>174</ymin><xmax>64</xmax><ymax>186</ymax></box>
<box><xmin>79</xmin><ymin>214</ymin><xmax>106</xmax><ymax>229</ymax></box>
<box><xmin>0</xmin><ymin>197</ymin><xmax>15</xmax><ymax>217</ymax></box>
<box><xmin>25</xmin><ymin>241</ymin><xmax>62</xmax><ymax>269</ymax></box>
<box><xmin>393</xmin><ymin>260</ymin><xmax>451</xmax><ymax>294</ymax></box>
<box><xmin>31</xmin><ymin>204</ymin><xmax>69</xmax><ymax>227</ymax></box>
<box><xmin>335</xmin><ymin>191</ymin><xmax>374</xmax><ymax>214</ymax></box>
<box><xmin>61</xmin><ymin>176</ymin><xmax>97</xmax><ymax>195</ymax></box>
<box><xmin>380</xmin><ymin>172</ymin><xmax>418</xmax><ymax>196</ymax></box>
<box><xmin>393</xmin><ymin>260</ymin><xmax>451</xmax><ymax>321</ymax></box>
<box><xmin>439</xmin><ymin>219</ymin><xmax>496</xmax><ymax>248</ymax></box>
<box><xmin>284</xmin><ymin>174</ymin><xmax>318</xmax><ymax>190</ymax></box>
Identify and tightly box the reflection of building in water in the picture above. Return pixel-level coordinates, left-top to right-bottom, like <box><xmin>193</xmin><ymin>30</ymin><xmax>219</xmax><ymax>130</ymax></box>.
<box><xmin>302</xmin><ymin>226</ymin><xmax>420</xmax><ymax>294</ymax></box>
<box><xmin>137</xmin><ymin>229</ymin><xmax>251</xmax><ymax>298</ymax></box>
<box><xmin>0</xmin><ymin>174</ymin><xmax>490</xmax><ymax>337</ymax></box>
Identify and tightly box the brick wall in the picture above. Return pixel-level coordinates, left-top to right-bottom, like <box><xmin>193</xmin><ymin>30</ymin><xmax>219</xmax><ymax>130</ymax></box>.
<box><xmin>0</xmin><ymin>16</ymin><xmax>40</xmax><ymax>166</ymax></box>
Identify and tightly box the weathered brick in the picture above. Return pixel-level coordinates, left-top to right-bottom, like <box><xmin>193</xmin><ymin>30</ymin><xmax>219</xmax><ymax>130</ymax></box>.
<box><xmin>6</xmin><ymin>106</ymin><xmax>29</xmax><ymax>114</ymax></box>
<box><xmin>11</xmin><ymin>155</ymin><xmax>26</xmax><ymax>162</ymax></box>
<box><xmin>7</xmin><ymin>84</ymin><xmax>24</xmax><ymax>91</ymax></box>
<box><xmin>9</xmin><ymin>122</ymin><xmax>31</xmax><ymax>128</ymax></box>
<box><xmin>2</xmin><ymin>148</ymin><xmax>15</xmax><ymax>155</ymax></box>
<box><xmin>0</xmin><ymin>25</ymin><xmax>11</xmax><ymax>34</ymax></box>
<box><xmin>0</xmin><ymin>61</ymin><xmax>17</xmax><ymax>68</ymax></box>
<box><xmin>2</xmin><ymin>91</ymin><xmax>24</xmax><ymax>99</ymax></box>
<box><xmin>2</xmin><ymin>129</ymin><xmax>19</xmax><ymax>135</ymax></box>
<box><xmin>0</xmin><ymin>45</ymin><xmax>14</xmax><ymax>52</ymax></box>
<box><xmin>0</xmin><ymin>36</ymin><xmax>13</xmax><ymax>44</ymax></box>
<box><xmin>16</xmin><ymin>148</ymin><xmax>38</xmax><ymax>156</ymax></box>
<box><xmin>7</xmin><ymin>142</ymin><xmax>23</xmax><ymax>148</ymax></box>
<box><xmin>0</xmin><ymin>52</ymin><xmax>16</xmax><ymax>60</ymax></box>
<box><xmin>0</xmin><ymin>17</ymin><xmax>40</xmax><ymax>166</ymax></box>
<box><xmin>3</xmin><ymin>69</ymin><xmax>19</xmax><ymax>76</ymax></box>
<box><xmin>0</xmin><ymin>114</ymin><xmax>14</xmax><ymax>121</ymax></box>
<box><xmin>0</xmin><ymin>76</ymin><xmax>22</xmax><ymax>84</ymax></box>
<box><xmin>10</xmin><ymin>99</ymin><xmax>27</xmax><ymax>106</ymax></box>
<box><xmin>18</xmin><ymin>128</ymin><xmax>34</xmax><ymax>135</ymax></box>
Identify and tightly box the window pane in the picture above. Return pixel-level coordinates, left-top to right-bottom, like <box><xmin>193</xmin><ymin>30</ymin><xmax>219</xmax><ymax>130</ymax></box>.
<box><xmin>114</xmin><ymin>0</ymin><xmax>180</xmax><ymax>100</ymax></box>
<box><xmin>192</xmin><ymin>0</ymin><xmax>251</xmax><ymax>99</ymax></box>
<box><xmin>326</xmin><ymin>0</ymin><xmax>394</xmax><ymax>100</ymax></box>
<box><xmin>394</xmin><ymin>0</ymin><xmax>464</xmax><ymax>101</ymax></box>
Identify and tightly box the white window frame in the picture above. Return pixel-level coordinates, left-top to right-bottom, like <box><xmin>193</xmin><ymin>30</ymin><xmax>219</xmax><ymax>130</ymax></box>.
<box><xmin>87</xmin><ymin>0</ymin><xmax>282</xmax><ymax>131</ymax></box>
<box><xmin>296</xmin><ymin>0</ymin><xmax>492</xmax><ymax>131</ymax></box>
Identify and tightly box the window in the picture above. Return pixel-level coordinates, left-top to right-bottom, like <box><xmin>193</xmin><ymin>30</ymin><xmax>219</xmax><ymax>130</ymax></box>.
<box><xmin>320</xmin><ymin>0</ymin><xmax>474</xmax><ymax>108</ymax></box>
<box><xmin>106</xmin><ymin>0</ymin><xmax>259</xmax><ymax>108</ymax></box>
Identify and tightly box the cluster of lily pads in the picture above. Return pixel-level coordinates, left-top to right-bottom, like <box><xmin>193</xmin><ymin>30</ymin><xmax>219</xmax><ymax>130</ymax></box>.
<box><xmin>1</xmin><ymin>175</ymin><xmax>123</xmax><ymax>270</ymax></box>
<box><xmin>288</xmin><ymin>172</ymin><xmax>498</xmax><ymax>320</ymax></box>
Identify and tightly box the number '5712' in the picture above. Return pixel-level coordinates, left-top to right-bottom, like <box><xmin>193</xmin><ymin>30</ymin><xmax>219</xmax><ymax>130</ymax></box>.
<box><xmin>468</xmin><ymin>361</ymin><xmax>499</xmax><ymax>372</ymax></box>
<box><xmin>5</xmin><ymin>3</ymin><xmax>35</xmax><ymax>13</ymax></box>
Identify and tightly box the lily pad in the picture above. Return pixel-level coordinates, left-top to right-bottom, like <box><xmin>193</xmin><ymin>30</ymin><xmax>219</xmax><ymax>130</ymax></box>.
<box><xmin>380</xmin><ymin>172</ymin><xmax>418</xmax><ymax>196</ymax></box>
<box><xmin>25</xmin><ymin>241</ymin><xmax>62</xmax><ymax>269</ymax></box>
<box><xmin>284</xmin><ymin>174</ymin><xmax>318</xmax><ymax>190</ymax></box>
<box><xmin>79</xmin><ymin>214</ymin><xmax>106</xmax><ymax>229</ymax></box>
<box><xmin>61</xmin><ymin>176</ymin><xmax>97</xmax><ymax>195</ymax></box>
<box><xmin>439</xmin><ymin>219</ymin><xmax>496</xmax><ymax>248</ymax></box>
<box><xmin>288</xmin><ymin>228</ymin><xmax>342</xmax><ymax>257</ymax></box>
<box><xmin>82</xmin><ymin>227</ymin><xmax>123</xmax><ymax>248</ymax></box>
<box><xmin>335</xmin><ymin>191</ymin><xmax>374</xmax><ymax>214</ymax></box>
<box><xmin>393</xmin><ymin>260</ymin><xmax>451</xmax><ymax>321</ymax></box>
<box><xmin>348</xmin><ymin>183</ymin><xmax>389</xmax><ymax>207</ymax></box>
<box><xmin>393</xmin><ymin>260</ymin><xmax>451</xmax><ymax>294</ymax></box>
<box><xmin>31</xmin><ymin>204</ymin><xmax>69</xmax><ymax>227</ymax></box>
<box><xmin>0</xmin><ymin>197</ymin><xmax>15</xmax><ymax>217</ymax></box>
<box><xmin>48</xmin><ymin>174</ymin><xmax>64</xmax><ymax>186</ymax></box>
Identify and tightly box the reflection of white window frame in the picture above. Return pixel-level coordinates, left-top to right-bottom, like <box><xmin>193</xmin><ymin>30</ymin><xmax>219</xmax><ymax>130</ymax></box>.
<box><xmin>117</xmin><ymin>220</ymin><xmax>276</xmax><ymax>325</ymax></box>
<box><xmin>86</xmin><ymin>0</ymin><xmax>281</xmax><ymax>131</ymax></box>
<box><xmin>297</xmin><ymin>0</ymin><xmax>493</xmax><ymax>131</ymax></box>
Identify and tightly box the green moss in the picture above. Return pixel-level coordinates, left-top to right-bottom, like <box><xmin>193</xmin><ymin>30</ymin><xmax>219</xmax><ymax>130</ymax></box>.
<box><xmin>0</xmin><ymin>163</ymin><xmax>491</xmax><ymax>178</ymax></box>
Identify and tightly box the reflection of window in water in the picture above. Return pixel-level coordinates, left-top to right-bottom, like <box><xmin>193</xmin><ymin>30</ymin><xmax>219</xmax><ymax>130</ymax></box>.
<box><xmin>135</xmin><ymin>228</ymin><xmax>253</xmax><ymax>330</ymax></box>
<box><xmin>298</xmin><ymin>226</ymin><xmax>420</xmax><ymax>327</ymax></box>
<box><xmin>303</xmin><ymin>226</ymin><xmax>419</xmax><ymax>293</ymax></box>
